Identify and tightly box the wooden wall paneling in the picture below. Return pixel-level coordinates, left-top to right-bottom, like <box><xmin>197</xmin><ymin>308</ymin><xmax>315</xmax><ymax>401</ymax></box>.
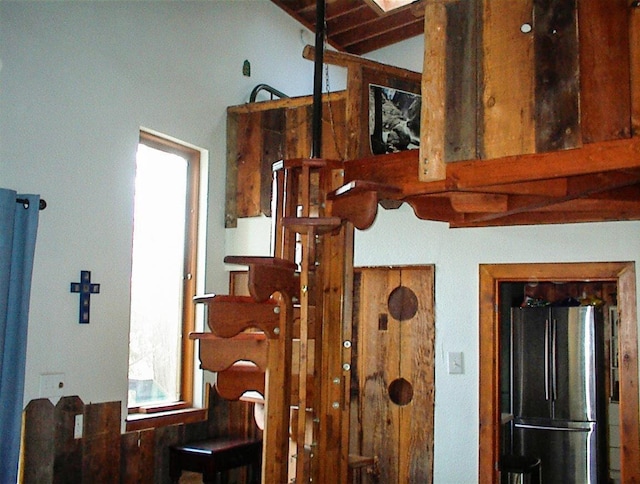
<box><xmin>54</xmin><ymin>396</ymin><xmax>84</xmax><ymax>482</ymax></box>
<box><xmin>21</xmin><ymin>398</ymin><xmax>55</xmax><ymax>483</ymax></box>
<box><xmin>420</xmin><ymin>2</ymin><xmax>447</xmax><ymax>181</ymax></box>
<box><xmin>631</xmin><ymin>5</ymin><xmax>640</xmax><ymax>136</ymax></box>
<box><xmin>481</xmin><ymin>0</ymin><xmax>536</xmax><ymax>159</ymax></box>
<box><xmin>322</xmin><ymin>95</ymin><xmax>347</xmax><ymax>161</ymax></box>
<box><xmin>285</xmin><ymin>104</ymin><xmax>312</xmax><ymax>159</ymax></box>
<box><xmin>357</xmin><ymin>268</ymin><xmax>402</xmax><ymax>483</ymax></box>
<box><xmin>154</xmin><ymin>424</ymin><xmax>184</xmax><ymax>484</ymax></box>
<box><xmin>578</xmin><ymin>0</ymin><xmax>631</xmax><ymax>143</ymax></box>
<box><xmin>120</xmin><ymin>429</ymin><xmax>155</xmax><ymax>484</ymax></box>
<box><xmin>82</xmin><ymin>401</ymin><xmax>121</xmax><ymax>483</ymax></box>
<box><xmin>396</xmin><ymin>267</ymin><xmax>435</xmax><ymax>483</ymax></box>
<box><xmin>225</xmin><ymin>110</ymin><xmax>240</xmax><ymax>228</ymax></box>
<box><xmin>261</xmin><ymin>109</ymin><xmax>285</xmax><ymax>217</ymax></box>
<box><xmin>444</xmin><ymin>0</ymin><xmax>479</xmax><ymax>163</ymax></box>
<box><xmin>533</xmin><ymin>0</ymin><xmax>581</xmax><ymax>152</ymax></box>
<box><xmin>235</xmin><ymin>110</ymin><xmax>264</xmax><ymax>220</ymax></box>
<box><xmin>346</xmin><ymin>65</ymin><xmax>364</xmax><ymax>160</ymax></box>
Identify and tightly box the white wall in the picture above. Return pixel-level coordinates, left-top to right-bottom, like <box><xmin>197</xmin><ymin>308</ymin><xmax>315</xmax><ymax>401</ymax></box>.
<box><xmin>0</xmin><ymin>0</ymin><xmax>339</xmax><ymax>418</ymax></box>
<box><xmin>1</xmin><ymin>2</ymin><xmax>638</xmax><ymax>482</ymax></box>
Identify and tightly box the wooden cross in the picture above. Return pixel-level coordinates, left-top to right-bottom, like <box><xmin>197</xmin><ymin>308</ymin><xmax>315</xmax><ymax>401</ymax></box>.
<box><xmin>70</xmin><ymin>270</ymin><xmax>101</xmax><ymax>324</ymax></box>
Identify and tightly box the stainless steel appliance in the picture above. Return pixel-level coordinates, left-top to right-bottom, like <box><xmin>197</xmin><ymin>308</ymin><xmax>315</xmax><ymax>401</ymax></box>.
<box><xmin>510</xmin><ymin>306</ymin><xmax>606</xmax><ymax>483</ymax></box>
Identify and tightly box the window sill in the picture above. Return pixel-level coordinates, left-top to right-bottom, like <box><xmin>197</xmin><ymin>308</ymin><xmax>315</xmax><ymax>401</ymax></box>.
<box><xmin>126</xmin><ymin>406</ymin><xmax>207</xmax><ymax>432</ymax></box>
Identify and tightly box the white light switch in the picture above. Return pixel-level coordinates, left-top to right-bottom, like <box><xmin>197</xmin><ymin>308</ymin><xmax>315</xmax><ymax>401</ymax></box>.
<box><xmin>447</xmin><ymin>352</ymin><xmax>464</xmax><ymax>374</ymax></box>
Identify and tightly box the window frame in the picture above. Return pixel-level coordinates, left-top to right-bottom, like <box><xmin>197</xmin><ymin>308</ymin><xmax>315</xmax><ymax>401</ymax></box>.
<box><xmin>126</xmin><ymin>130</ymin><xmax>205</xmax><ymax>430</ymax></box>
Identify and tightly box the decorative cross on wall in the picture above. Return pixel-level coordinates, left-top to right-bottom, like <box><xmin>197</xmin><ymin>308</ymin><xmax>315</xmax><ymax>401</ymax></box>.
<box><xmin>70</xmin><ymin>270</ymin><xmax>101</xmax><ymax>324</ymax></box>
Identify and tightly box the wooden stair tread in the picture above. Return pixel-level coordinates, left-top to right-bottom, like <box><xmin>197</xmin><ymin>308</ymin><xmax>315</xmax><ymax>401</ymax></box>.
<box><xmin>272</xmin><ymin>157</ymin><xmax>343</xmax><ymax>171</ymax></box>
<box><xmin>224</xmin><ymin>255</ymin><xmax>297</xmax><ymax>301</ymax></box>
<box><xmin>193</xmin><ymin>294</ymin><xmax>280</xmax><ymax>338</ymax></box>
<box><xmin>282</xmin><ymin>216</ymin><xmax>343</xmax><ymax>234</ymax></box>
<box><xmin>191</xmin><ymin>332</ymin><xmax>268</xmax><ymax>371</ymax></box>
<box><xmin>224</xmin><ymin>255</ymin><xmax>296</xmax><ymax>270</ymax></box>
<box><xmin>326</xmin><ymin>179</ymin><xmax>402</xmax><ymax>200</ymax></box>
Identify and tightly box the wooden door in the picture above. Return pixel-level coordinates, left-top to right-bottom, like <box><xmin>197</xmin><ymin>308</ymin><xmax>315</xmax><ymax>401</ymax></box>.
<box><xmin>350</xmin><ymin>266</ymin><xmax>435</xmax><ymax>483</ymax></box>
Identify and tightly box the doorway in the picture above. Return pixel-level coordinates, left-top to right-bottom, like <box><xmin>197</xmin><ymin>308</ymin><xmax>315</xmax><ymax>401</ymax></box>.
<box><xmin>477</xmin><ymin>262</ymin><xmax>639</xmax><ymax>483</ymax></box>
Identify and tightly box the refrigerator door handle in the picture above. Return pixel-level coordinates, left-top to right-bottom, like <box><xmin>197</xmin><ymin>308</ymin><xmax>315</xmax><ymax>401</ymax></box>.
<box><xmin>551</xmin><ymin>317</ymin><xmax>557</xmax><ymax>401</ymax></box>
<box><xmin>544</xmin><ymin>318</ymin><xmax>550</xmax><ymax>401</ymax></box>
<box><xmin>515</xmin><ymin>422</ymin><xmax>592</xmax><ymax>432</ymax></box>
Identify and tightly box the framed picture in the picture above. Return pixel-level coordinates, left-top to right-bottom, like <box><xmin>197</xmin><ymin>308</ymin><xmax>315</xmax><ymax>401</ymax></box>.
<box><xmin>360</xmin><ymin>67</ymin><xmax>421</xmax><ymax>157</ymax></box>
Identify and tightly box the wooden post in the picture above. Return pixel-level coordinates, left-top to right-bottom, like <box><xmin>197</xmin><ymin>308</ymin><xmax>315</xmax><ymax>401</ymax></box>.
<box><xmin>420</xmin><ymin>1</ymin><xmax>447</xmax><ymax>181</ymax></box>
<box><xmin>631</xmin><ymin>3</ymin><xmax>640</xmax><ymax>136</ymax></box>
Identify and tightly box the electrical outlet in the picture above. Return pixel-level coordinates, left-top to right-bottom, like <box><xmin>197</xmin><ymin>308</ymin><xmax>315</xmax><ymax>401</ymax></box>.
<box><xmin>447</xmin><ymin>352</ymin><xmax>464</xmax><ymax>374</ymax></box>
<box><xmin>39</xmin><ymin>373</ymin><xmax>65</xmax><ymax>398</ymax></box>
<box><xmin>74</xmin><ymin>414</ymin><xmax>83</xmax><ymax>439</ymax></box>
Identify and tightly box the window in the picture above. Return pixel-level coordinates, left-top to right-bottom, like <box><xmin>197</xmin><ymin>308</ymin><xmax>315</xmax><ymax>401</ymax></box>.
<box><xmin>127</xmin><ymin>130</ymin><xmax>203</xmax><ymax>423</ymax></box>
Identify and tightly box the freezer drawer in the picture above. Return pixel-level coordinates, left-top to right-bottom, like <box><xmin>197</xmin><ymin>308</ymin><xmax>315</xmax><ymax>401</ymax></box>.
<box><xmin>513</xmin><ymin>421</ymin><xmax>601</xmax><ymax>484</ymax></box>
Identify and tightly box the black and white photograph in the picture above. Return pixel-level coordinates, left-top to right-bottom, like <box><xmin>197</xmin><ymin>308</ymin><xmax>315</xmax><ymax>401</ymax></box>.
<box><xmin>369</xmin><ymin>84</ymin><xmax>421</xmax><ymax>155</ymax></box>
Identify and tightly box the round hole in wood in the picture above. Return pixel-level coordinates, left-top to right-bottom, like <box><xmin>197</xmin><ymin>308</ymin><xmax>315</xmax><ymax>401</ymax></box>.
<box><xmin>388</xmin><ymin>378</ymin><xmax>413</xmax><ymax>406</ymax></box>
<box><xmin>387</xmin><ymin>285</ymin><xmax>418</xmax><ymax>321</ymax></box>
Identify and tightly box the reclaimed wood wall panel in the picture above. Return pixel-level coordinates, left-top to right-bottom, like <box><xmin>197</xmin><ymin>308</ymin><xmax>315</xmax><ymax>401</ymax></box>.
<box><xmin>226</xmin><ymin>93</ymin><xmax>347</xmax><ymax>227</ymax></box>
<box><xmin>352</xmin><ymin>266</ymin><xmax>435</xmax><ymax>484</ymax></box>
<box><xmin>578</xmin><ymin>0</ymin><xmax>631</xmax><ymax>143</ymax></box>
<box><xmin>445</xmin><ymin>0</ymin><xmax>479</xmax><ymax>163</ymax></box>
<box><xmin>54</xmin><ymin>396</ymin><xmax>84</xmax><ymax>482</ymax></box>
<box><xmin>22</xmin><ymin>399</ymin><xmax>56</xmax><ymax>483</ymax></box>
<box><xmin>120</xmin><ymin>429</ymin><xmax>155</xmax><ymax>484</ymax></box>
<box><xmin>533</xmin><ymin>0</ymin><xmax>581</xmax><ymax>152</ymax></box>
<box><xmin>481</xmin><ymin>0</ymin><xmax>536</xmax><ymax>159</ymax></box>
<box><xmin>82</xmin><ymin>401</ymin><xmax>121</xmax><ymax>484</ymax></box>
<box><xmin>632</xmin><ymin>6</ymin><xmax>640</xmax><ymax>136</ymax></box>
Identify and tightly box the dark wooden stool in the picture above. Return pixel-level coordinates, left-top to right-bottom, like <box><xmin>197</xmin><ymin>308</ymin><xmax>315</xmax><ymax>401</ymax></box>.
<box><xmin>169</xmin><ymin>436</ymin><xmax>262</xmax><ymax>483</ymax></box>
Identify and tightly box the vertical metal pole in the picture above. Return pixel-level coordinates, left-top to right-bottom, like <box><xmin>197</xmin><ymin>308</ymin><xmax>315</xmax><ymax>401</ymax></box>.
<box><xmin>312</xmin><ymin>0</ymin><xmax>326</xmax><ymax>159</ymax></box>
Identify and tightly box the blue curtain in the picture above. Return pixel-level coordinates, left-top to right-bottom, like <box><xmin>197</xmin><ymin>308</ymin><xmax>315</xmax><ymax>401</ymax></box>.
<box><xmin>0</xmin><ymin>189</ymin><xmax>40</xmax><ymax>483</ymax></box>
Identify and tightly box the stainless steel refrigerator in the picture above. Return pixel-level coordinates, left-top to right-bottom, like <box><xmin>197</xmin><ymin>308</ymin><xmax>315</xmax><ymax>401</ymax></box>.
<box><xmin>510</xmin><ymin>306</ymin><xmax>606</xmax><ymax>483</ymax></box>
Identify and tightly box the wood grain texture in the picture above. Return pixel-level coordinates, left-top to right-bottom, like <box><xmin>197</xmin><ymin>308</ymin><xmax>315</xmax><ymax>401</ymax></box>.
<box><xmin>420</xmin><ymin>2</ymin><xmax>448</xmax><ymax>181</ymax></box>
<box><xmin>82</xmin><ymin>401</ymin><xmax>121</xmax><ymax>483</ymax></box>
<box><xmin>481</xmin><ymin>0</ymin><xmax>536</xmax><ymax>159</ymax></box>
<box><xmin>533</xmin><ymin>0</ymin><xmax>581</xmax><ymax>152</ymax></box>
<box><xmin>353</xmin><ymin>266</ymin><xmax>435</xmax><ymax>484</ymax></box>
<box><xmin>22</xmin><ymin>399</ymin><xmax>55</xmax><ymax>483</ymax></box>
<box><xmin>120</xmin><ymin>429</ymin><xmax>155</xmax><ymax>484</ymax></box>
<box><xmin>631</xmin><ymin>6</ymin><xmax>640</xmax><ymax>136</ymax></box>
<box><xmin>235</xmin><ymin>110</ymin><xmax>263</xmax><ymax>219</ymax></box>
<box><xmin>444</xmin><ymin>0</ymin><xmax>478</xmax><ymax>162</ymax></box>
<box><xmin>54</xmin><ymin>396</ymin><xmax>84</xmax><ymax>482</ymax></box>
<box><xmin>578</xmin><ymin>0</ymin><xmax>631</xmax><ymax>143</ymax></box>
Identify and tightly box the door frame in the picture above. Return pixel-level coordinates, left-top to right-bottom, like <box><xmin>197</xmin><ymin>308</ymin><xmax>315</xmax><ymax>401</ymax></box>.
<box><xmin>478</xmin><ymin>262</ymin><xmax>639</xmax><ymax>483</ymax></box>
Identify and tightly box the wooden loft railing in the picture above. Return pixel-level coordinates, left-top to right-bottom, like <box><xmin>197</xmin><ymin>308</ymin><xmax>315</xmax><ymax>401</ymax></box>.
<box><xmin>344</xmin><ymin>137</ymin><xmax>640</xmax><ymax>227</ymax></box>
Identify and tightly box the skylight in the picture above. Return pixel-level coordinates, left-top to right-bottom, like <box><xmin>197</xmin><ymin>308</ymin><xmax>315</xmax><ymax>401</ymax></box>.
<box><xmin>369</xmin><ymin>0</ymin><xmax>416</xmax><ymax>13</ymax></box>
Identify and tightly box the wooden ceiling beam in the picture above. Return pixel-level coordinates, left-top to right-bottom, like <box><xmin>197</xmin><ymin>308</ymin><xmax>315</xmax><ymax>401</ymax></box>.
<box><xmin>448</xmin><ymin>137</ymin><xmax>640</xmax><ymax>189</ymax></box>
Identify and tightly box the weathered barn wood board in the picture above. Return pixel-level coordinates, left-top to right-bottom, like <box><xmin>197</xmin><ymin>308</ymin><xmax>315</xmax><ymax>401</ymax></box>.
<box><xmin>630</xmin><ymin>5</ymin><xmax>640</xmax><ymax>136</ymax></box>
<box><xmin>352</xmin><ymin>266</ymin><xmax>435</xmax><ymax>483</ymax></box>
<box><xmin>226</xmin><ymin>93</ymin><xmax>346</xmax><ymax>227</ymax></box>
<box><xmin>445</xmin><ymin>0</ymin><xmax>478</xmax><ymax>163</ymax></box>
<box><xmin>54</xmin><ymin>396</ymin><xmax>84</xmax><ymax>482</ymax></box>
<box><xmin>22</xmin><ymin>398</ymin><xmax>55</xmax><ymax>483</ymax></box>
<box><xmin>533</xmin><ymin>0</ymin><xmax>581</xmax><ymax>152</ymax></box>
<box><xmin>421</xmin><ymin>2</ymin><xmax>448</xmax><ymax>181</ymax></box>
<box><xmin>82</xmin><ymin>401</ymin><xmax>121</xmax><ymax>483</ymax></box>
<box><xmin>481</xmin><ymin>0</ymin><xmax>536</xmax><ymax>159</ymax></box>
<box><xmin>578</xmin><ymin>0</ymin><xmax>631</xmax><ymax>143</ymax></box>
<box><xmin>120</xmin><ymin>429</ymin><xmax>155</xmax><ymax>484</ymax></box>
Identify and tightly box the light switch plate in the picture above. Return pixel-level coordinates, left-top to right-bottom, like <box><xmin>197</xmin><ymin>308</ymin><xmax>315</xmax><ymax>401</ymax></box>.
<box><xmin>447</xmin><ymin>352</ymin><xmax>464</xmax><ymax>374</ymax></box>
<box><xmin>39</xmin><ymin>372</ymin><xmax>65</xmax><ymax>398</ymax></box>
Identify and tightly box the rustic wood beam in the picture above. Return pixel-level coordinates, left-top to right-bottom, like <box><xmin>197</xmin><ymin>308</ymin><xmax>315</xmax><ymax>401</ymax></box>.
<box><xmin>302</xmin><ymin>44</ymin><xmax>421</xmax><ymax>81</ymax></box>
<box><xmin>419</xmin><ymin>1</ymin><xmax>447</xmax><ymax>181</ymax></box>
<box><xmin>448</xmin><ymin>137</ymin><xmax>640</xmax><ymax>188</ymax></box>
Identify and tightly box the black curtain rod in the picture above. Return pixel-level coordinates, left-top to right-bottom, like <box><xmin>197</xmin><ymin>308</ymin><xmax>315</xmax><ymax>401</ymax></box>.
<box><xmin>16</xmin><ymin>197</ymin><xmax>47</xmax><ymax>210</ymax></box>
